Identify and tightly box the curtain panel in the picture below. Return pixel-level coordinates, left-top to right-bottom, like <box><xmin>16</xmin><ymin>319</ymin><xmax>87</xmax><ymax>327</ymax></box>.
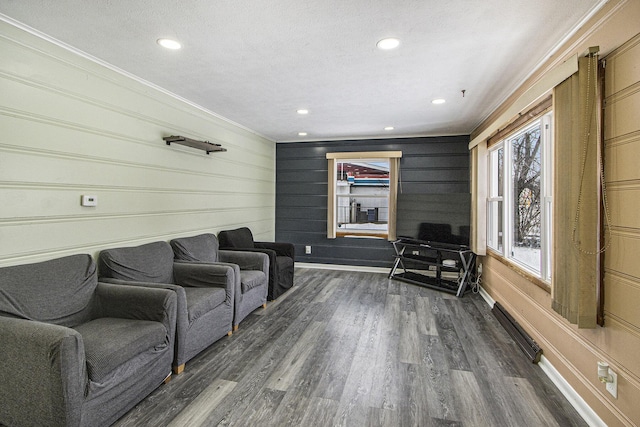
<box><xmin>551</xmin><ymin>51</ymin><xmax>602</xmax><ymax>328</ymax></box>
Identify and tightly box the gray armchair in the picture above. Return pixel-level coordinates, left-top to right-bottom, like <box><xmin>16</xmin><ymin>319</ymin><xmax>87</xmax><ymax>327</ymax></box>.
<box><xmin>98</xmin><ymin>241</ymin><xmax>234</xmax><ymax>374</ymax></box>
<box><xmin>170</xmin><ymin>233</ymin><xmax>269</xmax><ymax>330</ymax></box>
<box><xmin>0</xmin><ymin>254</ymin><xmax>176</xmax><ymax>427</ymax></box>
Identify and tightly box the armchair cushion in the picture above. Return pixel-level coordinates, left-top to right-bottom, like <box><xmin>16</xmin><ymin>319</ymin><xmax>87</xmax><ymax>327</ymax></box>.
<box><xmin>0</xmin><ymin>254</ymin><xmax>97</xmax><ymax>327</ymax></box>
<box><xmin>74</xmin><ymin>318</ymin><xmax>166</xmax><ymax>382</ymax></box>
<box><xmin>240</xmin><ymin>270</ymin><xmax>267</xmax><ymax>293</ymax></box>
<box><xmin>171</xmin><ymin>233</ymin><xmax>220</xmax><ymax>263</ymax></box>
<box><xmin>218</xmin><ymin>227</ymin><xmax>255</xmax><ymax>249</ymax></box>
<box><xmin>184</xmin><ymin>287</ymin><xmax>227</xmax><ymax>323</ymax></box>
<box><xmin>98</xmin><ymin>241</ymin><xmax>175</xmax><ymax>284</ymax></box>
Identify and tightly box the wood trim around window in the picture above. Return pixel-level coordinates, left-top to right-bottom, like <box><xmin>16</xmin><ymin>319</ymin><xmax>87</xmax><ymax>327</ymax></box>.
<box><xmin>326</xmin><ymin>151</ymin><xmax>402</xmax><ymax>241</ymax></box>
<box><xmin>326</xmin><ymin>151</ymin><xmax>402</xmax><ymax>160</ymax></box>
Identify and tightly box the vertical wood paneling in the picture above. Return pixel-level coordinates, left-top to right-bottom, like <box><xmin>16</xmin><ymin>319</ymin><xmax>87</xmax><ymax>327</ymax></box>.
<box><xmin>602</xmin><ymin>31</ymin><xmax>640</xmax><ymax>381</ymax></box>
<box><xmin>276</xmin><ymin>136</ymin><xmax>470</xmax><ymax>267</ymax></box>
<box><xmin>0</xmin><ymin>21</ymin><xmax>275</xmax><ymax>266</ymax></box>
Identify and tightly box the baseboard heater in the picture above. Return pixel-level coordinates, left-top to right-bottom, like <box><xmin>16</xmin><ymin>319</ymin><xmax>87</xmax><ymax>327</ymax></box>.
<box><xmin>492</xmin><ymin>301</ymin><xmax>542</xmax><ymax>363</ymax></box>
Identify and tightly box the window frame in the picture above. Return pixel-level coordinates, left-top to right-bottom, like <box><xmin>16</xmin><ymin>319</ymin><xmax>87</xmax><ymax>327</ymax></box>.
<box><xmin>326</xmin><ymin>151</ymin><xmax>402</xmax><ymax>241</ymax></box>
<box><xmin>487</xmin><ymin>111</ymin><xmax>553</xmax><ymax>283</ymax></box>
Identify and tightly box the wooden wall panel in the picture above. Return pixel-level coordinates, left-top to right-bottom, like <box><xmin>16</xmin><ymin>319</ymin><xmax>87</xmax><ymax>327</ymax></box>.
<box><xmin>604</xmin><ymin>133</ymin><xmax>640</xmax><ymax>183</ymax></box>
<box><xmin>601</xmin><ymin>34</ymin><xmax>640</xmax><ymax>421</ymax></box>
<box><xmin>0</xmin><ymin>21</ymin><xmax>275</xmax><ymax>267</ymax></box>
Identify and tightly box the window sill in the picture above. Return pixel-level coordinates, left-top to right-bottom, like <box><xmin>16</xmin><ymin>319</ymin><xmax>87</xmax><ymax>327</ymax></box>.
<box><xmin>486</xmin><ymin>250</ymin><xmax>551</xmax><ymax>293</ymax></box>
<box><xmin>336</xmin><ymin>231</ymin><xmax>388</xmax><ymax>239</ymax></box>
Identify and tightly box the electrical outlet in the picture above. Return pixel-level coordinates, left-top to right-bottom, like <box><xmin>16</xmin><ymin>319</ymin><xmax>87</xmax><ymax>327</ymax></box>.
<box><xmin>305</xmin><ymin>245</ymin><xmax>312</xmax><ymax>254</ymax></box>
<box><xmin>606</xmin><ymin>369</ymin><xmax>618</xmax><ymax>399</ymax></box>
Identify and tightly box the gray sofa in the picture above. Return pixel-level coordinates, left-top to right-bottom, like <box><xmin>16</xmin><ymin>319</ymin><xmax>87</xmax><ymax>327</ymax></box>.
<box><xmin>0</xmin><ymin>254</ymin><xmax>177</xmax><ymax>427</ymax></box>
<box><xmin>98</xmin><ymin>241</ymin><xmax>235</xmax><ymax>374</ymax></box>
<box><xmin>170</xmin><ymin>233</ymin><xmax>269</xmax><ymax>330</ymax></box>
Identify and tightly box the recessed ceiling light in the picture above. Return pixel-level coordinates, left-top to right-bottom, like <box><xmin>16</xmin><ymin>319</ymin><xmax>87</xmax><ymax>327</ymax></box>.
<box><xmin>377</xmin><ymin>38</ymin><xmax>400</xmax><ymax>50</ymax></box>
<box><xmin>297</xmin><ymin>109</ymin><xmax>309</xmax><ymax>115</ymax></box>
<box><xmin>432</xmin><ymin>98</ymin><xmax>446</xmax><ymax>105</ymax></box>
<box><xmin>157</xmin><ymin>38</ymin><xmax>181</xmax><ymax>50</ymax></box>
<box><xmin>384</xmin><ymin>126</ymin><xmax>394</xmax><ymax>131</ymax></box>
<box><xmin>298</xmin><ymin>132</ymin><xmax>308</xmax><ymax>136</ymax></box>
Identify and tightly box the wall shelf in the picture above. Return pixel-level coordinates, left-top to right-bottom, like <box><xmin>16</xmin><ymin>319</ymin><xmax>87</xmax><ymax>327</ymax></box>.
<box><xmin>163</xmin><ymin>135</ymin><xmax>226</xmax><ymax>154</ymax></box>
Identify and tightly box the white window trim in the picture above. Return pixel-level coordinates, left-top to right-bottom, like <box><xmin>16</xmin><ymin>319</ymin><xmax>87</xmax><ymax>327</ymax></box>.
<box><xmin>486</xmin><ymin>112</ymin><xmax>553</xmax><ymax>283</ymax></box>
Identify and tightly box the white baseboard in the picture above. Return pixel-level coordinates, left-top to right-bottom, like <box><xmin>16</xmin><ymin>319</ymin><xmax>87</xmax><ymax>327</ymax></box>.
<box><xmin>538</xmin><ymin>356</ymin><xmax>606</xmax><ymax>427</ymax></box>
<box><xmin>478</xmin><ymin>285</ymin><xmax>495</xmax><ymax>307</ymax></box>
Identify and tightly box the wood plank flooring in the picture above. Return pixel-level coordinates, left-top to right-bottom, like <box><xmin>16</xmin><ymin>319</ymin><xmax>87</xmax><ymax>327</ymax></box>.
<box><xmin>113</xmin><ymin>268</ymin><xmax>587</xmax><ymax>427</ymax></box>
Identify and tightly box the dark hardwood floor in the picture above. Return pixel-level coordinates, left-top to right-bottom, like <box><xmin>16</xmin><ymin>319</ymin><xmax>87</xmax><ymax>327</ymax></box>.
<box><xmin>113</xmin><ymin>268</ymin><xmax>587</xmax><ymax>427</ymax></box>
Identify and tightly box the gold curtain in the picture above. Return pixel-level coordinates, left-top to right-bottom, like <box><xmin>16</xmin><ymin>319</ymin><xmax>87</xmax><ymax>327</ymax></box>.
<box><xmin>551</xmin><ymin>51</ymin><xmax>601</xmax><ymax>328</ymax></box>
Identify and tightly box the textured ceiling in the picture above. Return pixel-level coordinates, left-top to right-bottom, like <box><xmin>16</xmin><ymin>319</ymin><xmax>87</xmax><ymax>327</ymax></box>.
<box><xmin>0</xmin><ymin>0</ymin><xmax>605</xmax><ymax>142</ymax></box>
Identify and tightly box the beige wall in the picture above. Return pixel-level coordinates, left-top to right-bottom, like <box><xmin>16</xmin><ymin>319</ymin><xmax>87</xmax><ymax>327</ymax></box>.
<box><xmin>474</xmin><ymin>1</ymin><xmax>640</xmax><ymax>426</ymax></box>
<box><xmin>0</xmin><ymin>20</ymin><xmax>276</xmax><ymax>267</ymax></box>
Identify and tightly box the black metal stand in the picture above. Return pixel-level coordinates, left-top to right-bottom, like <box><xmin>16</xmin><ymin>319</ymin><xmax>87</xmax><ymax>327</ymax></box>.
<box><xmin>389</xmin><ymin>237</ymin><xmax>476</xmax><ymax>297</ymax></box>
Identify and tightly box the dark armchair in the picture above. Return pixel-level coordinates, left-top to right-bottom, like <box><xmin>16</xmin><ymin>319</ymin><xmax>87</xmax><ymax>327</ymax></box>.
<box><xmin>218</xmin><ymin>227</ymin><xmax>295</xmax><ymax>300</ymax></box>
<box><xmin>171</xmin><ymin>233</ymin><xmax>269</xmax><ymax>330</ymax></box>
<box><xmin>0</xmin><ymin>254</ymin><xmax>176</xmax><ymax>427</ymax></box>
<box><xmin>98</xmin><ymin>241</ymin><xmax>234</xmax><ymax>374</ymax></box>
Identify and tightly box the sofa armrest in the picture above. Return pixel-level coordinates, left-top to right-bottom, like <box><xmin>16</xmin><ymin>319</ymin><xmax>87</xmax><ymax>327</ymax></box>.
<box><xmin>0</xmin><ymin>317</ymin><xmax>86</xmax><ymax>427</ymax></box>
<box><xmin>96</xmin><ymin>282</ymin><xmax>177</xmax><ymax>345</ymax></box>
<box><xmin>255</xmin><ymin>241</ymin><xmax>295</xmax><ymax>260</ymax></box>
<box><xmin>173</xmin><ymin>262</ymin><xmax>235</xmax><ymax>304</ymax></box>
<box><xmin>218</xmin><ymin>250</ymin><xmax>269</xmax><ymax>273</ymax></box>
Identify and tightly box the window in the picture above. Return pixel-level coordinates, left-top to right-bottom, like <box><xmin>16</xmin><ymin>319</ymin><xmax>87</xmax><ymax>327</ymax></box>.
<box><xmin>487</xmin><ymin>112</ymin><xmax>552</xmax><ymax>281</ymax></box>
<box><xmin>327</xmin><ymin>151</ymin><xmax>402</xmax><ymax>240</ymax></box>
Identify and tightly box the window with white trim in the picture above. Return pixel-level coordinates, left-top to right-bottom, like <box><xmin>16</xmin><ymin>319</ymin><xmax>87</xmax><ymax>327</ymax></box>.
<box><xmin>326</xmin><ymin>151</ymin><xmax>402</xmax><ymax>240</ymax></box>
<box><xmin>487</xmin><ymin>112</ymin><xmax>553</xmax><ymax>281</ymax></box>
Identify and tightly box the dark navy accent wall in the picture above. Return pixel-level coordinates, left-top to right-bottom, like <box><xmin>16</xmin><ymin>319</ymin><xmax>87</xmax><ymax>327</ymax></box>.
<box><xmin>276</xmin><ymin>135</ymin><xmax>470</xmax><ymax>268</ymax></box>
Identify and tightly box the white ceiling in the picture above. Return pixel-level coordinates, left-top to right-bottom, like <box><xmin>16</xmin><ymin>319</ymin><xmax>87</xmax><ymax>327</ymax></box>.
<box><xmin>0</xmin><ymin>0</ymin><xmax>604</xmax><ymax>142</ymax></box>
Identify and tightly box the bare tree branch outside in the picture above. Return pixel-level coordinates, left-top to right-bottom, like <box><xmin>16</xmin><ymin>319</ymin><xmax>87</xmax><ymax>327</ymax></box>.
<box><xmin>511</xmin><ymin>126</ymin><xmax>542</xmax><ymax>254</ymax></box>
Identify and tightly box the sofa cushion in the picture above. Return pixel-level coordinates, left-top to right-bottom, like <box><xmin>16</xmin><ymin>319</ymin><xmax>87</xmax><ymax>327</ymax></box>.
<box><xmin>0</xmin><ymin>254</ymin><xmax>97</xmax><ymax>327</ymax></box>
<box><xmin>171</xmin><ymin>234</ymin><xmax>219</xmax><ymax>263</ymax></box>
<box><xmin>218</xmin><ymin>227</ymin><xmax>255</xmax><ymax>249</ymax></box>
<box><xmin>183</xmin><ymin>287</ymin><xmax>227</xmax><ymax>324</ymax></box>
<box><xmin>240</xmin><ymin>270</ymin><xmax>266</xmax><ymax>294</ymax></box>
<box><xmin>98</xmin><ymin>241</ymin><xmax>175</xmax><ymax>284</ymax></box>
<box><xmin>74</xmin><ymin>317</ymin><xmax>166</xmax><ymax>382</ymax></box>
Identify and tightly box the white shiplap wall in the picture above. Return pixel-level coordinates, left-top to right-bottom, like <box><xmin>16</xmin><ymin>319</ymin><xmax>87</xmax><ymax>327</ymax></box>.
<box><xmin>0</xmin><ymin>20</ymin><xmax>275</xmax><ymax>267</ymax></box>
